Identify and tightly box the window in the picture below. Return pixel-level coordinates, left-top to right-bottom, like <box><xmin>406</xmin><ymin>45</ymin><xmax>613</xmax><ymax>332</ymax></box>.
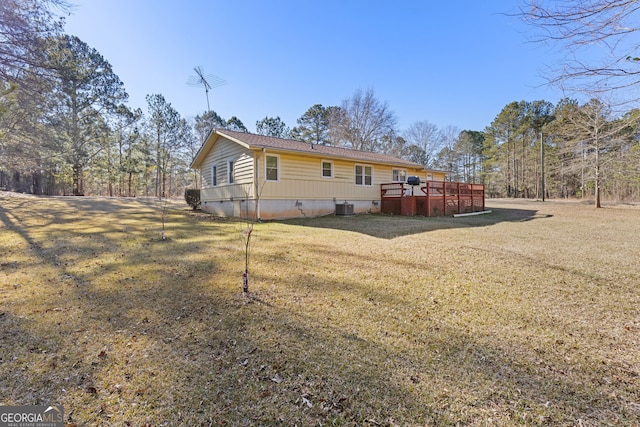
<box><xmin>211</xmin><ymin>165</ymin><xmax>217</xmax><ymax>186</ymax></box>
<box><xmin>392</xmin><ymin>169</ymin><xmax>406</xmax><ymax>182</ymax></box>
<box><xmin>265</xmin><ymin>155</ymin><xmax>279</xmax><ymax>181</ymax></box>
<box><xmin>355</xmin><ymin>165</ymin><xmax>373</xmax><ymax>186</ymax></box>
<box><xmin>322</xmin><ymin>161</ymin><xmax>333</xmax><ymax>178</ymax></box>
<box><xmin>227</xmin><ymin>160</ymin><xmax>234</xmax><ymax>184</ymax></box>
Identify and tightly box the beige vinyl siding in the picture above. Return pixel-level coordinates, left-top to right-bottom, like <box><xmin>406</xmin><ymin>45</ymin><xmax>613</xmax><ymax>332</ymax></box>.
<box><xmin>257</xmin><ymin>152</ymin><xmax>426</xmax><ymax>200</ymax></box>
<box><xmin>234</xmin><ymin>152</ymin><xmax>254</xmax><ymax>184</ymax></box>
<box><xmin>201</xmin><ymin>183</ymin><xmax>254</xmax><ymax>201</ymax></box>
<box><xmin>430</xmin><ymin>171</ymin><xmax>446</xmax><ymax>181</ymax></box>
<box><xmin>201</xmin><ymin>136</ymin><xmax>253</xmax><ymax>186</ymax></box>
<box><xmin>200</xmin><ymin>137</ymin><xmax>255</xmax><ymax>199</ymax></box>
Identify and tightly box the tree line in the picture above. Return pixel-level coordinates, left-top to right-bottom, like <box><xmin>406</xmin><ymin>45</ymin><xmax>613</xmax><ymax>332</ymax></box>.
<box><xmin>1</xmin><ymin>0</ymin><xmax>639</xmax><ymax>204</ymax></box>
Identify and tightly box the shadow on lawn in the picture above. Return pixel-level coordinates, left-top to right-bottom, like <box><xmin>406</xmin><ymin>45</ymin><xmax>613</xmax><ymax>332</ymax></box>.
<box><xmin>281</xmin><ymin>206</ymin><xmax>552</xmax><ymax>239</ymax></box>
<box><xmin>0</xmin><ymin>200</ymin><xmax>42</xmax><ymax>248</ymax></box>
<box><xmin>242</xmin><ymin>265</ymin><xmax>632</xmax><ymax>425</ymax></box>
<box><xmin>0</xmin><ymin>195</ymin><xmax>234</xmax><ymax>422</ymax></box>
<box><xmin>1</xmin><ymin>194</ymin><xmax>632</xmax><ymax>425</ymax></box>
<box><xmin>1</xmin><ymin>268</ymin><xmax>632</xmax><ymax>425</ymax></box>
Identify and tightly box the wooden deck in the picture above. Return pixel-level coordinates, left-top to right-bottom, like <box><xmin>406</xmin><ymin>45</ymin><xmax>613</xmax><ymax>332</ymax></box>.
<box><xmin>380</xmin><ymin>181</ymin><xmax>485</xmax><ymax>217</ymax></box>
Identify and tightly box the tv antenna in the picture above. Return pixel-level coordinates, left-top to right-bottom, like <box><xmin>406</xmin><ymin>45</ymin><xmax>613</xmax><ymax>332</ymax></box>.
<box><xmin>187</xmin><ymin>66</ymin><xmax>226</xmax><ymax>112</ymax></box>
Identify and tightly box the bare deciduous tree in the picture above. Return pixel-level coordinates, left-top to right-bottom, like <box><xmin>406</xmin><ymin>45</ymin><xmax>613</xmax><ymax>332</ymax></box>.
<box><xmin>333</xmin><ymin>88</ymin><xmax>397</xmax><ymax>152</ymax></box>
<box><xmin>521</xmin><ymin>0</ymin><xmax>640</xmax><ymax>98</ymax></box>
<box><xmin>553</xmin><ymin>97</ymin><xmax>630</xmax><ymax>207</ymax></box>
<box><xmin>403</xmin><ymin>120</ymin><xmax>443</xmax><ymax>168</ymax></box>
<box><xmin>438</xmin><ymin>125</ymin><xmax>461</xmax><ymax>181</ymax></box>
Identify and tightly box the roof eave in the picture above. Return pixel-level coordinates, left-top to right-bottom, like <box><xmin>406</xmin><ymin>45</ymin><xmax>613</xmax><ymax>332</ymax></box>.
<box><xmin>192</xmin><ymin>129</ymin><xmax>444</xmax><ymax>174</ymax></box>
<box><xmin>250</xmin><ymin>145</ymin><xmax>423</xmax><ymax>169</ymax></box>
<box><xmin>191</xmin><ymin>129</ymin><xmax>251</xmax><ymax>169</ymax></box>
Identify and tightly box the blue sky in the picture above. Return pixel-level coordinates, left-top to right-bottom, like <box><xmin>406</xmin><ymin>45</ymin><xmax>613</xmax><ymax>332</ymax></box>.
<box><xmin>63</xmin><ymin>1</ymin><xmax>563</xmax><ymax>133</ymax></box>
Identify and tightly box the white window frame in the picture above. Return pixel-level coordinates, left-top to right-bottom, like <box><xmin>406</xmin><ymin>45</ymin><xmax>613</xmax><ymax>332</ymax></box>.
<box><xmin>355</xmin><ymin>164</ymin><xmax>373</xmax><ymax>186</ymax></box>
<box><xmin>211</xmin><ymin>164</ymin><xmax>217</xmax><ymax>187</ymax></box>
<box><xmin>265</xmin><ymin>154</ymin><xmax>280</xmax><ymax>182</ymax></box>
<box><xmin>392</xmin><ymin>169</ymin><xmax>407</xmax><ymax>182</ymax></box>
<box><xmin>227</xmin><ymin>160</ymin><xmax>235</xmax><ymax>184</ymax></box>
<box><xmin>321</xmin><ymin>160</ymin><xmax>333</xmax><ymax>178</ymax></box>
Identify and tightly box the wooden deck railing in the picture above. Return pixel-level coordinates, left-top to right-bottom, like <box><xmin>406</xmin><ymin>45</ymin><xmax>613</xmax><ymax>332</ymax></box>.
<box><xmin>380</xmin><ymin>181</ymin><xmax>485</xmax><ymax>217</ymax></box>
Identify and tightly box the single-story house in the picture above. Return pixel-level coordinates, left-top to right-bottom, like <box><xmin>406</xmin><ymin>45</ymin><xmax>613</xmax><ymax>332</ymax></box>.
<box><xmin>190</xmin><ymin>129</ymin><xmax>447</xmax><ymax>220</ymax></box>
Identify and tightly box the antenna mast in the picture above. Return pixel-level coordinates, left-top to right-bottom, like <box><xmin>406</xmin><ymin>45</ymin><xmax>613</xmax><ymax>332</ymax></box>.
<box><xmin>187</xmin><ymin>66</ymin><xmax>226</xmax><ymax>112</ymax></box>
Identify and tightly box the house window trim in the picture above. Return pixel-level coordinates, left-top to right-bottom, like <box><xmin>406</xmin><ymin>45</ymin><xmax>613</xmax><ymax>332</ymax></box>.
<box><xmin>321</xmin><ymin>160</ymin><xmax>334</xmax><ymax>179</ymax></box>
<box><xmin>227</xmin><ymin>159</ymin><xmax>235</xmax><ymax>184</ymax></box>
<box><xmin>354</xmin><ymin>164</ymin><xmax>373</xmax><ymax>186</ymax></box>
<box><xmin>211</xmin><ymin>164</ymin><xmax>218</xmax><ymax>187</ymax></box>
<box><xmin>392</xmin><ymin>169</ymin><xmax>407</xmax><ymax>183</ymax></box>
<box><xmin>265</xmin><ymin>154</ymin><xmax>280</xmax><ymax>182</ymax></box>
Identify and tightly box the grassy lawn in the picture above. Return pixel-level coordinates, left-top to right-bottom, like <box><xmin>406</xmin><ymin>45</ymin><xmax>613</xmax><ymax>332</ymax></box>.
<box><xmin>1</xmin><ymin>193</ymin><xmax>639</xmax><ymax>426</ymax></box>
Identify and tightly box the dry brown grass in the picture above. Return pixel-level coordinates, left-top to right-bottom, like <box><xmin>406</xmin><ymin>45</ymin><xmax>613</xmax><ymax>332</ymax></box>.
<box><xmin>0</xmin><ymin>193</ymin><xmax>639</xmax><ymax>426</ymax></box>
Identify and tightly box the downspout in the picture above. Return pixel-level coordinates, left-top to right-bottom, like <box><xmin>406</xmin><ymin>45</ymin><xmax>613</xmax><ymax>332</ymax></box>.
<box><xmin>256</xmin><ymin>148</ymin><xmax>265</xmax><ymax>220</ymax></box>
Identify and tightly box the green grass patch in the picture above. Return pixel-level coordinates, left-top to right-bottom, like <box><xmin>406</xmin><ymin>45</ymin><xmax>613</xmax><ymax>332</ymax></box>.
<box><xmin>1</xmin><ymin>193</ymin><xmax>639</xmax><ymax>425</ymax></box>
